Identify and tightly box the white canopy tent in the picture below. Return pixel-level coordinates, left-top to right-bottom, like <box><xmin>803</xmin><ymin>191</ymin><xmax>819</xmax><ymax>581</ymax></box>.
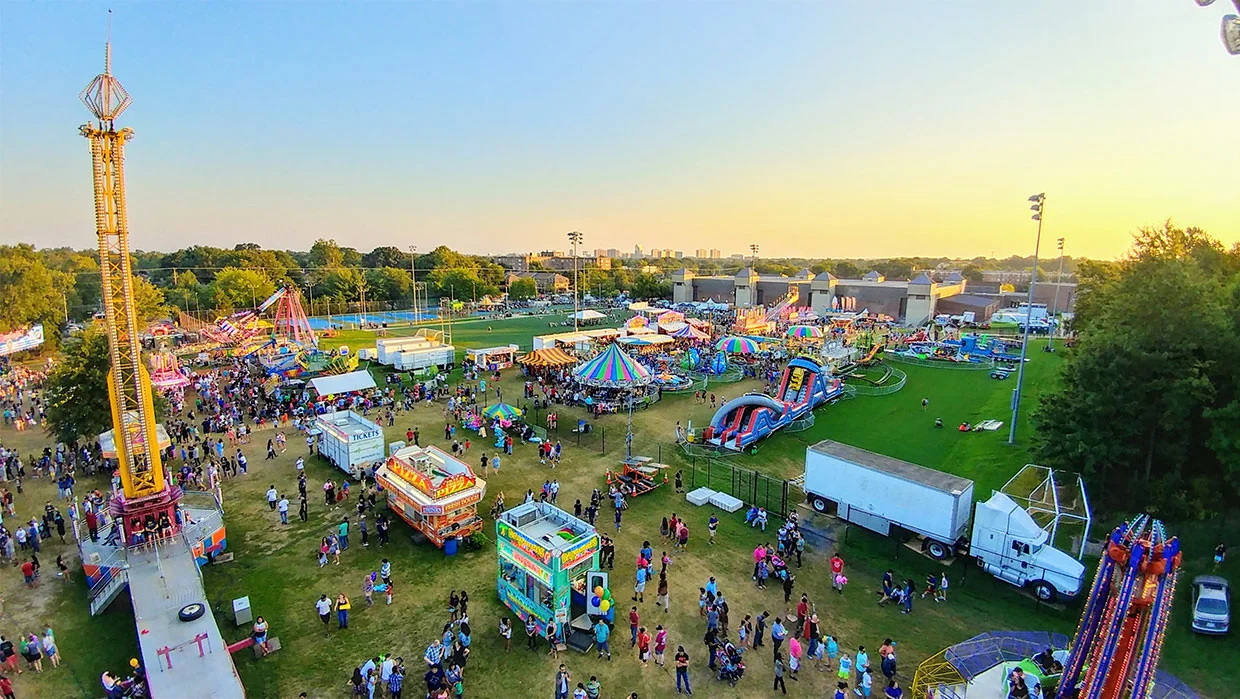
<box><xmin>309</xmin><ymin>370</ymin><xmax>377</xmax><ymax>396</ymax></box>
<box><xmin>571</xmin><ymin>309</ymin><xmax>606</xmax><ymax>321</ymax></box>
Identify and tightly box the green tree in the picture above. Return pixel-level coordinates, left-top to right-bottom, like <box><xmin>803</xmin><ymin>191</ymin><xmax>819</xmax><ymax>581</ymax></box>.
<box><xmin>630</xmin><ymin>273</ymin><xmax>670</xmax><ymax>300</ymax></box>
<box><xmin>170</xmin><ymin>270</ymin><xmax>203</xmax><ymax>311</ymax></box>
<box><xmin>1032</xmin><ymin>222</ymin><xmax>1240</xmax><ymax>518</ymax></box>
<box><xmin>364</xmin><ymin>267</ymin><xmax>412</xmax><ymax>303</ymax></box>
<box><xmin>960</xmin><ymin>265</ymin><xmax>984</xmax><ymax>283</ymax></box>
<box><xmin>362</xmin><ymin>246</ymin><xmax>410</xmax><ymax>270</ymax></box>
<box><xmin>131</xmin><ymin>274</ymin><xmax>169</xmax><ymax>322</ymax></box>
<box><xmin>507</xmin><ymin>277</ymin><xmax>537</xmax><ymax>300</ymax></box>
<box><xmin>44</xmin><ymin>329</ymin><xmax>114</xmax><ymax>443</ymax></box>
<box><xmin>0</xmin><ymin>244</ymin><xmax>75</xmax><ymax>330</ymax></box>
<box><xmin>210</xmin><ymin>267</ymin><xmax>277</xmax><ymax>310</ymax></box>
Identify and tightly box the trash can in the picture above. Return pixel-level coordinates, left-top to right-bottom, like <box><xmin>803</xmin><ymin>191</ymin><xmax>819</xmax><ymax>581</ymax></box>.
<box><xmin>233</xmin><ymin>596</ymin><xmax>252</xmax><ymax>626</ymax></box>
<box><xmin>444</xmin><ymin>537</ymin><xmax>458</xmax><ymax>556</ymax></box>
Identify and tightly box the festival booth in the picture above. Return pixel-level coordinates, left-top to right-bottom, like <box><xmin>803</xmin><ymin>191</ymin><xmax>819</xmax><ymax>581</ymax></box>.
<box><xmin>517</xmin><ymin>347</ymin><xmax>577</xmax><ymax>373</ymax></box>
<box><xmin>496</xmin><ymin>502</ymin><xmax>613</xmax><ymax>648</ymax></box>
<box><xmin>313</xmin><ymin>410</ymin><xmax>385</xmax><ymax>478</ymax></box>
<box><xmin>376</xmin><ymin>445</ymin><xmax>487</xmax><ymax>550</ymax></box>
<box><xmin>466</xmin><ymin>344</ymin><xmax>520</xmax><ymax>371</ymax></box>
<box><xmin>531</xmin><ymin>328</ymin><xmax>623</xmax><ymax>351</ymax></box>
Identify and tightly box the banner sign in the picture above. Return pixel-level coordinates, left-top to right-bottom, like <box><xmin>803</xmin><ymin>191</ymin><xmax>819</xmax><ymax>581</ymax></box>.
<box><xmin>0</xmin><ymin>324</ymin><xmax>44</xmax><ymax>357</ymax></box>
<box><xmin>497</xmin><ymin>520</ymin><xmax>552</xmax><ymax>564</ymax></box>
<box><xmin>560</xmin><ymin>534</ymin><xmax>599</xmax><ymax>569</ymax></box>
<box><xmin>498</xmin><ymin>540</ymin><xmax>552</xmax><ymax>584</ymax></box>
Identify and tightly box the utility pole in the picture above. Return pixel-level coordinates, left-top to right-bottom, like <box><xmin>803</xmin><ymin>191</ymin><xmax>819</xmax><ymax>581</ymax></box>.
<box><xmin>408</xmin><ymin>245</ymin><xmax>418</xmax><ymax>324</ymax></box>
<box><xmin>749</xmin><ymin>243</ymin><xmax>759</xmax><ymax>269</ymax></box>
<box><xmin>568</xmin><ymin>231</ymin><xmax>583</xmax><ymax>332</ymax></box>
<box><xmin>1009</xmin><ymin>193</ymin><xmax>1045</xmax><ymax>445</ymax></box>
<box><xmin>1049</xmin><ymin>238</ymin><xmax>1065</xmax><ymax>345</ymax></box>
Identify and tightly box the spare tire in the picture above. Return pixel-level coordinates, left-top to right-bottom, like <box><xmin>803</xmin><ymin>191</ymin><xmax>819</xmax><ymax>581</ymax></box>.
<box><xmin>178</xmin><ymin>602</ymin><xmax>206</xmax><ymax>622</ymax></box>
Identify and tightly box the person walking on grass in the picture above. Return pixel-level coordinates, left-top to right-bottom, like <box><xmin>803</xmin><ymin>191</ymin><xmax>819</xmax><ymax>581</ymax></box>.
<box><xmin>266</xmin><ymin>485</ymin><xmax>278</xmax><ymax>510</ymax></box>
<box><xmin>336</xmin><ymin>592</ymin><xmax>352</xmax><ymax>629</ymax></box>
<box><xmin>499</xmin><ymin>617</ymin><xmax>512</xmax><ymax>653</ymax></box>
<box><xmin>277</xmin><ymin>494</ymin><xmax>289</xmax><ymax>525</ymax></box>
<box><xmin>656</xmin><ymin>572</ymin><xmax>669</xmax><ymax>612</ymax></box>
<box><xmin>315</xmin><ymin>594</ymin><xmax>333</xmax><ymax>636</ymax></box>
<box><xmin>773</xmin><ymin>652</ymin><xmax>788</xmax><ymax>694</ymax></box>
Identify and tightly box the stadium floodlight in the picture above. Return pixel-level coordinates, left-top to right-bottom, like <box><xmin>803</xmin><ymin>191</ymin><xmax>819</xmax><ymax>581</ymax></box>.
<box><xmin>1224</xmin><ymin>14</ymin><xmax>1240</xmax><ymax>54</ymax></box>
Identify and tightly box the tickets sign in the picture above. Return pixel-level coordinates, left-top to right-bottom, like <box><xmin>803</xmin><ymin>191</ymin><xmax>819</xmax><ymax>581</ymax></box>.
<box><xmin>497</xmin><ymin>520</ymin><xmax>551</xmax><ymax>564</ymax></box>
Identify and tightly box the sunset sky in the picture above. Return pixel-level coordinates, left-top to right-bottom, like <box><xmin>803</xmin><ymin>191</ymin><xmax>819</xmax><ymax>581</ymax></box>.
<box><xmin>1</xmin><ymin>2</ymin><xmax>1235</xmax><ymax>260</ymax></box>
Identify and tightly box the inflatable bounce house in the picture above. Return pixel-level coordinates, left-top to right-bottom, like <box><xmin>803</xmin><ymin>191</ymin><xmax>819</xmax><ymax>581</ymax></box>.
<box><xmin>703</xmin><ymin>356</ymin><xmax>842</xmax><ymax>452</ymax></box>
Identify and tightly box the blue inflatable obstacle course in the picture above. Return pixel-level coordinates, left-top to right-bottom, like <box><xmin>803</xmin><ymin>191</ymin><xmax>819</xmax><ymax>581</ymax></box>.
<box><xmin>703</xmin><ymin>357</ymin><xmax>843</xmax><ymax>452</ymax></box>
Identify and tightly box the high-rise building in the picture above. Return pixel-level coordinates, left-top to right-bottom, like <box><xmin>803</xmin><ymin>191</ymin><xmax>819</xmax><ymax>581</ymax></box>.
<box><xmin>695</xmin><ymin>249</ymin><xmax>708</xmax><ymax>258</ymax></box>
<box><xmin>710</xmin><ymin>249</ymin><xmax>721</xmax><ymax>259</ymax></box>
<box><xmin>675</xmin><ymin>251</ymin><xmax>684</xmax><ymax>259</ymax></box>
<box><xmin>606</xmin><ymin>249</ymin><xmax>620</xmax><ymax>258</ymax></box>
<box><xmin>634</xmin><ymin>244</ymin><xmax>644</xmax><ymax>258</ymax></box>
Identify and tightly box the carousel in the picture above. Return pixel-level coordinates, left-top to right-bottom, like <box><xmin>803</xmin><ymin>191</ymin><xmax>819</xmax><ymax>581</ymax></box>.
<box><xmin>572</xmin><ymin>343</ymin><xmax>654</xmax><ymax>458</ymax></box>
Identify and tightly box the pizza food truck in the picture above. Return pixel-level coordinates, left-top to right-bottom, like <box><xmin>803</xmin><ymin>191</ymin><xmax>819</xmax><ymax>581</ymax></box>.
<box><xmin>496</xmin><ymin>502</ymin><xmax>614</xmax><ymax>649</ymax></box>
<box><xmin>376</xmin><ymin>445</ymin><xmax>487</xmax><ymax>549</ymax></box>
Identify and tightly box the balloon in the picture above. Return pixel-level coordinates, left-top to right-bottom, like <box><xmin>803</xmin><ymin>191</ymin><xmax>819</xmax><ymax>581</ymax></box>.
<box><xmin>600</xmin><ymin>600</ymin><xmax>611</xmax><ymax>613</ymax></box>
<box><xmin>591</xmin><ymin>596</ymin><xmax>601</xmax><ymax>607</ymax></box>
<box><xmin>594</xmin><ymin>586</ymin><xmax>604</xmax><ymax>598</ymax></box>
<box><xmin>603</xmin><ymin>589</ymin><xmax>613</xmax><ymax>600</ymax></box>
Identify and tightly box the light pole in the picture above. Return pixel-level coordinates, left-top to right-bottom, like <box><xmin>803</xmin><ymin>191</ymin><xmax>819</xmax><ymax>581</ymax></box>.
<box><xmin>750</xmin><ymin>243</ymin><xmax>759</xmax><ymax>268</ymax></box>
<box><xmin>1048</xmin><ymin>237</ymin><xmax>1065</xmax><ymax>346</ymax></box>
<box><xmin>303</xmin><ymin>277</ymin><xmax>314</xmax><ymax>319</ymax></box>
<box><xmin>568</xmin><ymin>231</ymin><xmax>583</xmax><ymax>332</ymax></box>
<box><xmin>1009</xmin><ymin>193</ymin><xmax>1045</xmax><ymax>445</ymax></box>
<box><xmin>408</xmin><ymin>245</ymin><xmax>418</xmax><ymax>324</ymax></box>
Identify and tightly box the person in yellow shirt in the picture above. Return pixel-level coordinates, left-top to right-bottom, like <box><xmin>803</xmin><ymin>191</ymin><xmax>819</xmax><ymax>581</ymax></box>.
<box><xmin>336</xmin><ymin>593</ymin><xmax>352</xmax><ymax>629</ymax></box>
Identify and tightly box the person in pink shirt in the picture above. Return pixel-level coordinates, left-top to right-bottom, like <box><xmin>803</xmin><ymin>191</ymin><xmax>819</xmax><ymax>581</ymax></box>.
<box><xmin>753</xmin><ymin>545</ymin><xmax>767</xmax><ymax>580</ymax></box>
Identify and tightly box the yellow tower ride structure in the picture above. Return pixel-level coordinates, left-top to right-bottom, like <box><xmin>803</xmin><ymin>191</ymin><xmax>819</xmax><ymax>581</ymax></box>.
<box><xmin>81</xmin><ymin>26</ymin><xmax>179</xmax><ymax>543</ymax></box>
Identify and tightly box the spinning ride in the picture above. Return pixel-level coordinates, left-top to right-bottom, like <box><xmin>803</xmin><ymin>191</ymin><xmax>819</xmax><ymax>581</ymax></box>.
<box><xmin>1056</xmin><ymin>517</ymin><xmax>1181</xmax><ymax>699</ymax></box>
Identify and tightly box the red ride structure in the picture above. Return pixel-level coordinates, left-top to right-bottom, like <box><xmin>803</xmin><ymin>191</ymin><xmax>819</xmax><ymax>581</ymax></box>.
<box><xmin>1057</xmin><ymin>516</ymin><xmax>1181</xmax><ymax>699</ymax></box>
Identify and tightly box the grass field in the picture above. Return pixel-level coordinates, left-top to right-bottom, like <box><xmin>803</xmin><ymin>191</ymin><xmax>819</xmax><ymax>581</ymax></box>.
<box><xmin>2</xmin><ymin>313</ymin><xmax>1235</xmax><ymax>698</ymax></box>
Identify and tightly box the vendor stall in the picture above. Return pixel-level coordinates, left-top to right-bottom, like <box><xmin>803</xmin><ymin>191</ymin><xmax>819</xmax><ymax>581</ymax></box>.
<box><xmin>376</xmin><ymin>445</ymin><xmax>486</xmax><ymax>549</ymax></box>
<box><xmin>313</xmin><ymin>410</ymin><xmax>385</xmax><ymax>478</ymax></box>
<box><xmin>496</xmin><ymin>502</ymin><xmax>611</xmax><ymax>645</ymax></box>
<box><xmin>466</xmin><ymin>344</ymin><xmax>520</xmax><ymax>371</ymax></box>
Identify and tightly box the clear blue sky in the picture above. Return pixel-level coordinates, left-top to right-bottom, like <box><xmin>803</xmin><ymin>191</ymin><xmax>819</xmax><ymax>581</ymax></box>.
<box><xmin>1</xmin><ymin>2</ymin><xmax>1236</xmax><ymax>259</ymax></box>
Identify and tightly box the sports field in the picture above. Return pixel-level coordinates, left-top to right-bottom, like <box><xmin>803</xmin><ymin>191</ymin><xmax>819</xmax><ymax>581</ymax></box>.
<box><xmin>1</xmin><ymin>311</ymin><xmax>1233</xmax><ymax>698</ymax></box>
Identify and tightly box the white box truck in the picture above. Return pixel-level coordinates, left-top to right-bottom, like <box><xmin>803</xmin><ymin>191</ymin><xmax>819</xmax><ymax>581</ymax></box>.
<box><xmin>804</xmin><ymin>440</ymin><xmax>974</xmax><ymax>560</ymax></box>
<box><xmin>803</xmin><ymin>440</ymin><xmax>1085</xmax><ymax>601</ymax></box>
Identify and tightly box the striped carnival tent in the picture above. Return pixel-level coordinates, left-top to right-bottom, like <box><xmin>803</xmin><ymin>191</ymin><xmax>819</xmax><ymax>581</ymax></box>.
<box><xmin>517</xmin><ymin>347</ymin><xmax>577</xmax><ymax>368</ymax></box>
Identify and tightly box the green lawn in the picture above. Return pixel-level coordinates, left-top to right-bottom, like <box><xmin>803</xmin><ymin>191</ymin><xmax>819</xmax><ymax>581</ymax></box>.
<box><xmin>3</xmin><ymin>320</ymin><xmax>1234</xmax><ymax>698</ymax></box>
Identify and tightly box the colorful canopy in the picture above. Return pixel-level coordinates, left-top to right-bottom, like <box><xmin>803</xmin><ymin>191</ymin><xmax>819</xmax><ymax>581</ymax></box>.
<box><xmin>573</xmin><ymin>343</ymin><xmax>652</xmax><ymax>387</ymax></box>
<box><xmin>715</xmin><ymin>336</ymin><xmax>760</xmax><ymax>354</ymax></box>
<box><xmin>482</xmin><ymin>403</ymin><xmax>523</xmax><ymax>420</ymax></box>
<box><xmin>624</xmin><ymin>315</ymin><xmax>649</xmax><ymax>329</ymax></box>
<box><xmin>669</xmin><ymin>324</ymin><xmax>708</xmax><ymax>341</ymax></box>
<box><xmin>518</xmin><ymin>347</ymin><xmax>577</xmax><ymax>368</ymax></box>
<box><xmin>786</xmin><ymin>325</ymin><xmax>823</xmax><ymax>339</ymax></box>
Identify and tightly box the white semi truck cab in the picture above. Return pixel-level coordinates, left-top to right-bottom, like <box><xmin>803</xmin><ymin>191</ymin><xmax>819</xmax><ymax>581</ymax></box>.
<box><xmin>969</xmin><ymin>492</ymin><xmax>1085</xmax><ymax>602</ymax></box>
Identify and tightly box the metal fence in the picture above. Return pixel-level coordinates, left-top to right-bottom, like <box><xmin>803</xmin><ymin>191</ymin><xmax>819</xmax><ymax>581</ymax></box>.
<box><xmin>687</xmin><ymin>456</ymin><xmax>792</xmax><ymax>519</ymax></box>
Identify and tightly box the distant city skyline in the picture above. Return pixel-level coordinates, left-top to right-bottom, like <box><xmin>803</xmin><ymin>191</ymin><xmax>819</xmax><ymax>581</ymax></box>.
<box><xmin>1</xmin><ymin>3</ymin><xmax>1236</xmax><ymax>260</ymax></box>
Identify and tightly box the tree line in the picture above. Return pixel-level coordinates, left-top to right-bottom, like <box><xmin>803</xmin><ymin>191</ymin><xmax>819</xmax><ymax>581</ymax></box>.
<box><xmin>1032</xmin><ymin>222</ymin><xmax>1240</xmax><ymax>519</ymax></box>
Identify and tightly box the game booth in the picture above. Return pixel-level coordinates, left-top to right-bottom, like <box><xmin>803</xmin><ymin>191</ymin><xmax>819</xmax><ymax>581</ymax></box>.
<box><xmin>466</xmin><ymin>344</ymin><xmax>520</xmax><ymax>372</ymax></box>
<box><xmin>376</xmin><ymin>445</ymin><xmax>487</xmax><ymax>550</ymax></box>
<box><xmin>496</xmin><ymin>502</ymin><xmax>615</xmax><ymax>650</ymax></box>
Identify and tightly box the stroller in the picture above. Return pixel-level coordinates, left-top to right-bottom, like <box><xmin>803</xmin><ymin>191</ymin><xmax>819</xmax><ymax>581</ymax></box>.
<box><xmin>716</xmin><ymin>642</ymin><xmax>746</xmax><ymax>686</ymax></box>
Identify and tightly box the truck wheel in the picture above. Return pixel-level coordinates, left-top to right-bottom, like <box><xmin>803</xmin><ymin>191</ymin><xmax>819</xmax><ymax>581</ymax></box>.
<box><xmin>810</xmin><ymin>496</ymin><xmax>829</xmax><ymax>513</ymax></box>
<box><xmin>1031</xmin><ymin>581</ymin><xmax>1057</xmax><ymax>602</ymax></box>
<box><xmin>926</xmin><ymin>541</ymin><xmax>950</xmax><ymax>560</ymax></box>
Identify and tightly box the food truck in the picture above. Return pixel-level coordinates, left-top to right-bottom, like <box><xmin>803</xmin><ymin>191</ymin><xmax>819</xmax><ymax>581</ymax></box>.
<box><xmin>375</xmin><ymin>445</ymin><xmax>487</xmax><ymax>549</ymax></box>
<box><xmin>496</xmin><ymin>502</ymin><xmax>613</xmax><ymax>647</ymax></box>
<box><xmin>313</xmin><ymin>410</ymin><xmax>385</xmax><ymax>478</ymax></box>
<box><xmin>466</xmin><ymin>344</ymin><xmax>520</xmax><ymax>371</ymax></box>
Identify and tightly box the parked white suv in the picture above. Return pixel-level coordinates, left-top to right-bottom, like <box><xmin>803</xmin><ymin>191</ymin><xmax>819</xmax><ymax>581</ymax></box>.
<box><xmin>1191</xmin><ymin>575</ymin><xmax>1230</xmax><ymax>635</ymax></box>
